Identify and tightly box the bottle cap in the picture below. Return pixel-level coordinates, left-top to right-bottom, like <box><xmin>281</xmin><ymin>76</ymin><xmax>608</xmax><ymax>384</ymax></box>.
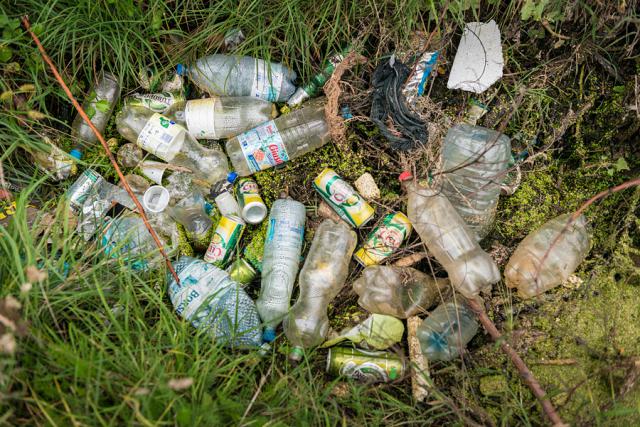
<box><xmin>289</xmin><ymin>346</ymin><xmax>304</xmax><ymax>363</ymax></box>
<box><xmin>176</xmin><ymin>63</ymin><xmax>187</xmax><ymax>76</ymax></box>
<box><xmin>227</xmin><ymin>171</ymin><xmax>238</xmax><ymax>184</ymax></box>
<box><xmin>69</xmin><ymin>149</ymin><xmax>83</xmax><ymax>160</ymax></box>
<box><xmin>262</xmin><ymin>327</ymin><xmax>276</xmax><ymax>343</ymax></box>
<box><xmin>398</xmin><ymin>171</ymin><xmax>413</xmax><ymax>182</ymax></box>
<box><xmin>142</xmin><ymin>185</ymin><xmax>170</xmax><ymax>213</ymax></box>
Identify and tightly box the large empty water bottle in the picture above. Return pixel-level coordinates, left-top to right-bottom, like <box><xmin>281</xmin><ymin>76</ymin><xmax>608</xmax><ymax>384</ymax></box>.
<box><xmin>505</xmin><ymin>213</ymin><xmax>591</xmax><ymax>298</ymax></box>
<box><xmin>225</xmin><ymin>100</ymin><xmax>329</xmax><ymax>176</ymax></box>
<box><xmin>256</xmin><ymin>198</ymin><xmax>306</xmax><ymax>342</ymax></box>
<box><xmin>177</xmin><ymin>54</ymin><xmax>297</xmax><ymax>102</ymax></box>
<box><xmin>440</xmin><ymin>124</ymin><xmax>511</xmax><ymax>240</ymax></box>
<box><xmin>352</xmin><ymin>266</ymin><xmax>450</xmax><ymax>319</ymax></box>
<box><xmin>283</xmin><ymin>219</ymin><xmax>357</xmax><ymax>361</ymax></box>
<box><xmin>167</xmin><ymin>256</ymin><xmax>263</xmax><ymax>348</ymax></box>
<box><xmin>417</xmin><ymin>301</ymin><xmax>479</xmax><ymax>361</ymax></box>
<box><xmin>182</xmin><ymin>97</ymin><xmax>277</xmax><ymax>140</ymax></box>
<box><xmin>116</xmin><ymin>105</ymin><xmax>229</xmax><ymax>185</ymax></box>
<box><xmin>70</xmin><ymin>72</ymin><xmax>121</xmax><ymax>159</ymax></box>
<box><xmin>403</xmin><ymin>176</ymin><xmax>500</xmax><ymax>299</ymax></box>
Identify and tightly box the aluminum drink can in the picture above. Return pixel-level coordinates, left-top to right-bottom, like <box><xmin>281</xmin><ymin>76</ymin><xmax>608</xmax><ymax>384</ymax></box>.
<box><xmin>226</xmin><ymin>257</ymin><xmax>257</xmax><ymax>286</ymax></box>
<box><xmin>235</xmin><ymin>178</ymin><xmax>267</xmax><ymax>224</ymax></box>
<box><xmin>326</xmin><ymin>347</ymin><xmax>405</xmax><ymax>383</ymax></box>
<box><xmin>67</xmin><ymin>169</ymin><xmax>103</xmax><ymax>213</ymax></box>
<box><xmin>204</xmin><ymin>215</ymin><xmax>245</xmax><ymax>267</ymax></box>
<box><xmin>354</xmin><ymin>212</ymin><xmax>413</xmax><ymax>266</ymax></box>
<box><xmin>313</xmin><ymin>168</ymin><xmax>374</xmax><ymax>228</ymax></box>
<box><xmin>129</xmin><ymin>91</ymin><xmax>185</xmax><ymax>114</ymax></box>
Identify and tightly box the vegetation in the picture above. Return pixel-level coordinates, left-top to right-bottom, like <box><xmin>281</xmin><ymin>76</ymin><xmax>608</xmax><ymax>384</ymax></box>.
<box><xmin>1</xmin><ymin>0</ymin><xmax>639</xmax><ymax>425</ymax></box>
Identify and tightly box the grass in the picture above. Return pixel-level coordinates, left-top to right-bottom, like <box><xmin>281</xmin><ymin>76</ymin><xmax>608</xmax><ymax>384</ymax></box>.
<box><xmin>1</xmin><ymin>0</ymin><xmax>640</xmax><ymax>425</ymax></box>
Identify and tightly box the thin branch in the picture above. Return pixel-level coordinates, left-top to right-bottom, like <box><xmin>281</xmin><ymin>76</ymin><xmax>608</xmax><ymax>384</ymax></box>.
<box><xmin>21</xmin><ymin>16</ymin><xmax>181</xmax><ymax>285</ymax></box>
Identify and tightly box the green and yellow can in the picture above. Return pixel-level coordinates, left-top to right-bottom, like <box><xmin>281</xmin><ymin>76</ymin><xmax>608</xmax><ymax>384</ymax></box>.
<box><xmin>354</xmin><ymin>212</ymin><xmax>412</xmax><ymax>266</ymax></box>
<box><xmin>326</xmin><ymin>347</ymin><xmax>405</xmax><ymax>383</ymax></box>
<box><xmin>313</xmin><ymin>168</ymin><xmax>374</xmax><ymax>228</ymax></box>
<box><xmin>204</xmin><ymin>215</ymin><xmax>245</xmax><ymax>267</ymax></box>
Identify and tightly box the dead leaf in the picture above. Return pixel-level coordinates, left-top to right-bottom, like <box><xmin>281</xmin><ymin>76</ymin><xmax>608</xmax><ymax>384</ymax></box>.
<box><xmin>25</xmin><ymin>265</ymin><xmax>47</xmax><ymax>283</ymax></box>
<box><xmin>168</xmin><ymin>377</ymin><xmax>193</xmax><ymax>391</ymax></box>
<box><xmin>0</xmin><ymin>333</ymin><xmax>16</xmax><ymax>355</ymax></box>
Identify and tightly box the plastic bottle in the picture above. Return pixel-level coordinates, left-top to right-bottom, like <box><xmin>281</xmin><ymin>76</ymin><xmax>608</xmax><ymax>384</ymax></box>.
<box><xmin>117</xmin><ymin>143</ymin><xmax>144</xmax><ymax>168</ymax></box>
<box><xmin>115</xmin><ymin>105</ymin><xmax>229</xmax><ymax>185</ymax></box>
<box><xmin>70</xmin><ymin>72</ymin><xmax>121</xmax><ymax>159</ymax></box>
<box><xmin>440</xmin><ymin>124</ymin><xmax>512</xmax><ymax>240</ymax></box>
<box><xmin>32</xmin><ymin>137</ymin><xmax>75</xmax><ymax>181</ymax></box>
<box><xmin>181</xmin><ymin>97</ymin><xmax>277</xmax><ymax>140</ymax></box>
<box><xmin>352</xmin><ymin>266</ymin><xmax>450</xmax><ymax>319</ymax></box>
<box><xmin>505</xmin><ymin>213</ymin><xmax>591</xmax><ymax>298</ymax></box>
<box><xmin>126</xmin><ymin>90</ymin><xmax>185</xmax><ymax>114</ymax></box>
<box><xmin>225</xmin><ymin>100</ymin><xmax>330</xmax><ymax>176</ymax></box>
<box><xmin>417</xmin><ymin>301</ymin><xmax>479</xmax><ymax>361</ymax></box>
<box><xmin>211</xmin><ymin>172</ymin><xmax>241</xmax><ymax>218</ymax></box>
<box><xmin>403</xmin><ymin>175</ymin><xmax>500</xmax><ymax>299</ymax></box>
<box><xmin>176</xmin><ymin>54</ymin><xmax>297</xmax><ymax>102</ymax></box>
<box><xmin>256</xmin><ymin>198</ymin><xmax>306</xmax><ymax>342</ymax></box>
<box><xmin>283</xmin><ymin>220</ymin><xmax>357</xmax><ymax>361</ymax></box>
<box><xmin>287</xmin><ymin>46</ymin><xmax>352</xmax><ymax>107</ymax></box>
<box><xmin>167</xmin><ymin>256</ymin><xmax>263</xmax><ymax>348</ymax></box>
<box><xmin>167</xmin><ymin>193</ymin><xmax>212</xmax><ymax>242</ymax></box>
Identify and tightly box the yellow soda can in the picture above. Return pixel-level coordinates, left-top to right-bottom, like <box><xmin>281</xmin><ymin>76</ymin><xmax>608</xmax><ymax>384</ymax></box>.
<box><xmin>354</xmin><ymin>212</ymin><xmax>412</xmax><ymax>266</ymax></box>
<box><xmin>235</xmin><ymin>177</ymin><xmax>268</xmax><ymax>224</ymax></box>
<box><xmin>204</xmin><ymin>215</ymin><xmax>245</xmax><ymax>267</ymax></box>
<box><xmin>313</xmin><ymin>168</ymin><xmax>374</xmax><ymax>228</ymax></box>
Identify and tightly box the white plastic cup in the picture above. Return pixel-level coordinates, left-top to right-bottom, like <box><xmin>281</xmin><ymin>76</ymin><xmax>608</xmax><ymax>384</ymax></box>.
<box><xmin>143</xmin><ymin>185</ymin><xmax>170</xmax><ymax>213</ymax></box>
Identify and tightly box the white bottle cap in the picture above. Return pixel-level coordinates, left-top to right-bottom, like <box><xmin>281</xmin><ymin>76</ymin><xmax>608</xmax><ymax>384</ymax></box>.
<box><xmin>143</xmin><ymin>185</ymin><xmax>170</xmax><ymax>213</ymax></box>
<box><xmin>242</xmin><ymin>201</ymin><xmax>267</xmax><ymax>224</ymax></box>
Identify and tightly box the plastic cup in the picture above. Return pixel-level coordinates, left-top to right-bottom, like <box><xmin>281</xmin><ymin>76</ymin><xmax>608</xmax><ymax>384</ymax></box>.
<box><xmin>143</xmin><ymin>185</ymin><xmax>170</xmax><ymax>213</ymax></box>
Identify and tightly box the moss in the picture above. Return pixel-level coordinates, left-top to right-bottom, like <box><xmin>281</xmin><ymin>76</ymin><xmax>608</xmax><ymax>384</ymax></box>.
<box><xmin>243</xmin><ymin>221</ymin><xmax>267</xmax><ymax>271</ymax></box>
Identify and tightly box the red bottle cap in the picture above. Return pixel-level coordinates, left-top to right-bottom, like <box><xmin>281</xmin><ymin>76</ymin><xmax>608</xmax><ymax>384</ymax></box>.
<box><xmin>398</xmin><ymin>171</ymin><xmax>413</xmax><ymax>182</ymax></box>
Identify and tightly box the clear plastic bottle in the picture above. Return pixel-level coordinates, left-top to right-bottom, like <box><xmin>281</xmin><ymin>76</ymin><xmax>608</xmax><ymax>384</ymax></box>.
<box><xmin>167</xmin><ymin>193</ymin><xmax>212</xmax><ymax>242</ymax></box>
<box><xmin>505</xmin><ymin>213</ymin><xmax>591</xmax><ymax>298</ymax></box>
<box><xmin>70</xmin><ymin>72</ymin><xmax>121</xmax><ymax>160</ymax></box>
<box><xmin>403</xmin><ymin>177</ymin><xmax>500</xmax><ymax>299</ymax></box>
<box><xmin>440</xmin><ymin>124</ymin><xmax>512</xmax><ymax>240</ymax></box>
<box><xmin>283</xmin><ymin>219</ymin><xmax>357</xmax><ymax>361</ymax></box>
<box><xmin>115</xmin><ymin>105</ymin><xmax>229</xmax><ymax>185</ymax></box>
<box><xmin>176</xmin><ymin>54</ymin><xmax>297</xmax><ymax>102</ymax></box>
<box><xmin>225</xmin><ymin>100</ymin><xmax>329</xmax><ymax>176</ymax></box>
<box><xmin>117</xmin><ymin>143</ymin><xmax>144</xmax><ymax>168</ymax></box>
<box><xmin>181</xmin><ymin>97</ymin><xmax>277</xmax><ymax>140</ymax></box>
<box><xmin>417</xmin><ymin>301</ymin><xmax>479</xmax><ymax>361</ymax></box>
<box><xmin>167</xmin><ymin>256</ymin><xmax>263</xmax><ymax>348</ymax></box>
<box><xmin>256</xmin><ymin>198</ymin><xmax>306</xmax><ymax>342</ymax></box>
<box><xmin>352</xmin><ymin>266</ymin><xmax>450</xmax><ymax>319</ymax></box>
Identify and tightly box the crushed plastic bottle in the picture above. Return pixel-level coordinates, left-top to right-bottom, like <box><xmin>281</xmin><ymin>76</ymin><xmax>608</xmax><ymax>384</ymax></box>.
<box><xmin>505</xmin><ymin>213</ymin><xmax>591</xmax><ymax>298</ymax></box>
<box><xmin>167</xmin><ymin>256</ymin><xmax>263</xmax><ymax>348</ymax></box>
<box><xmin>283</xmin><ymin>219</ymin><xmax>357</xmax><ymax>361</ymax></box>
<box><xmin>353</xmin><ymin>266</ymin><xmax>450</xmax><ymax>319</ymax></box>
<box><xmin>176</xmin><ymin>54</ymin><xmax>297</xmax><ymax>102</ymax></box>
<box><xmin>417</xmin><ymin>301</ymin><xmax>479</xmax><ymax>361</ymax></box>
<box><xmin>116</xmin><ymin>105</ymin><xmax>229</xmax><ymax>185</ymax></box>
<box><xmin>440</xmin><ymin>124</ymin><xmax>511</xmax><ymax>240</ymax></box>
<box><xmin>70</xmin><ymin>72</ymin><xmax>121</xmax><ymax>160</ymax></box>
<box><xmin>182</xmin><ymin>97</ymin><xmax>277</xmax><ymax>140</ymax></box>
<box><xmin>168</xmin><ymin>192</ymin><xmax>212</xmax><ymax>242</ymax></box>
<box><xmin>287</xmin><ymin>46</ymin><xmax>352</xmax><ymax>107</ymax></box>
<box><xmin>403</xmin><ymin>175</ymin><xmax>500</xmax><ymax>299</ymax></box>
<box><xmin>225</xmin><ymin>99</ymin><xmax>329</xmax><ymax>176</ymax></box>
<box><xmin>256</xmin><ymin>198</ymin><xmax>306</xmax><ymax>342</ymax></box>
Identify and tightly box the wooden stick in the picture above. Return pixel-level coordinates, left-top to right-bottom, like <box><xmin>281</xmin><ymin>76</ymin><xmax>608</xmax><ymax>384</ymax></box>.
<box><xmin>466</xmin><ymin>298</ymin><xmax>566</xmax><ymax>426</ymax></box>
<box><xmin>407</xmin><ymin>316</ymin><xmax>430</xmax><ymax>402</ymax></box>
<box><xmin>22</xmin><ymin>15</ymin><xmax>181</xmax><ymax>285</ymax></box>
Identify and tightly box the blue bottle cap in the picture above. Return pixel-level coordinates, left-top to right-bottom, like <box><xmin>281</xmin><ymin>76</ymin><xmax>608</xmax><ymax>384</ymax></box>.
<box><xmin>69</xmin><ymin>149</ymin><xmax>82</xmax><ymax>160</ymax></box>
<box><xmin>176</xmin><ymin>63</ymin><xmax>187</xmax><ymax>76</ymax></box>
<box><xmin>227</xmin><ymin>171</ymin><xmax>238</xmax><ymax>184</ymax></box>
<box><xmin>262</xmin><ymin>327</ymin><xmax>276</xmax><ymax>343</ymax></box>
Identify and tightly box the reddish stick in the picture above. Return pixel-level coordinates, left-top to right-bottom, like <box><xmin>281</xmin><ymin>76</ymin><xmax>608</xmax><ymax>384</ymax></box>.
<box><xmin>21</xmin><ymin>15</ymin><xmax>181</xmax><ymax>284</ymax></box>
<box><xmin>466</xmin><ymin>298</ymin><xmax>565</xmax><ymax>426</ymax></box>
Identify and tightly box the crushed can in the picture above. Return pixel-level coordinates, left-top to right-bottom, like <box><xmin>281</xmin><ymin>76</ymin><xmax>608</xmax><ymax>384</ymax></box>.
<box><xmin>204</xmin><ymin>215</ymin><xmax>245</xmax><ymax>267</ymax></box>
<box><xmin>326</xmin><ymin>347</ymin><xmax>405</xmax><ymax>383</ymax></box>
<box><xmin>354</xmin><ymin>212</ymin><xmax>412</xmax><ymax>266</ymax></box>
<box><xmin>313</xmin><ymin>168</ymin><xmax>375</xmax><ymax>228</ymax></box>
<box><xmin>226</xmin><ymin>257</ymin><xmax>257</xmax><ymax>286</ymax></box>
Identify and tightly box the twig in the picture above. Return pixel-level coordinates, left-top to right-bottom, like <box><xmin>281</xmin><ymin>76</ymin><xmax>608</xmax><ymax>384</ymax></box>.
<box><xmin>240</xmin><ymin>365</ymin><xmax>271</xmax><ymax>425</ymax></box>
<box><xmin>532</xmin><ymin>359</ymin><xmax>577</xmax><ymax>366</ymax></box>
<box><xmin>466</xmin><ymin>298</ymin><xmax>566</xmax><ymax>426</ymax></box>
<box><xmin>393</xmin><ymin>252</ymin><xmax>429</xmax><ymax>267</ymax></box>
<box><xmin>22</xmin><ymin>16</ymin><xmax>181</xmax><ymax>285</ymax></box>
<box><xmin>407</xmin><ymin>316</ymin><xmax>430</xmax><ymax>402</ymax></box>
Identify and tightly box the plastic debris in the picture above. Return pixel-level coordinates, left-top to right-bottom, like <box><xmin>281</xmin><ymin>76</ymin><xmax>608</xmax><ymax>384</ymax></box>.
<box><xmin>447</xmin><ymin>21</ymin><xmax>504</xmax><ymax>94</ymax></box>
<box><xmin>402</xmin><ymin>50</ymin><xmax>439</xmax><ymax>106</ymax></box>
<box><xmin>322</xmin><ymin>314</ymin><xmax>404</xmax><ymax>350</ymax></box>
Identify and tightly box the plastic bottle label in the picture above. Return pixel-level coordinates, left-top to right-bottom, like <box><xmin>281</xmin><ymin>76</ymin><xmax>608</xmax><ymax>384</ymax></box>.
<box><xmin>251</xmin><ymin>60</ymin><xmax>283</xmax><ymax>101</ymax></box>
<box><xmin>137</xmin><ymin>113</ymin><xmax>183</xmax><ymax>161</ymax></box>
<box><xmin>131</xmin><ymin>92</ymin><xmax>180</xmax><ymax>113</ymax></box>
<box><xmin>185</xmin><ymin>99</ymin><xmax>219</xmax><ymax>139</ymax></box>
<box><xmin>238</xmin><ymin>120</ymin><xmax>289</xmax><ymax>173</ymax></box>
